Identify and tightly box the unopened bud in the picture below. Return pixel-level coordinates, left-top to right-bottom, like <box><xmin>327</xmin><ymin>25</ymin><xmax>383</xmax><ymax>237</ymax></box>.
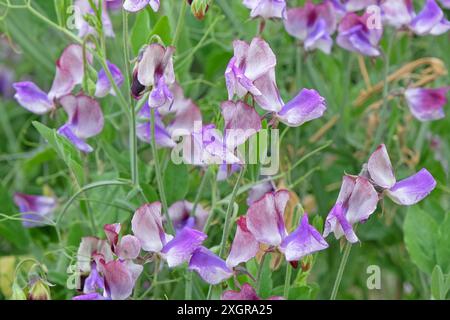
<box><xmin>28</xmin><ymin>278</ymin><xmax>51</xmax><ymax>300</ymax></box>
<box><xmin>190</xmin><ymin>0</ymin><xmax>210</xmax><ymax>20</ymax></box>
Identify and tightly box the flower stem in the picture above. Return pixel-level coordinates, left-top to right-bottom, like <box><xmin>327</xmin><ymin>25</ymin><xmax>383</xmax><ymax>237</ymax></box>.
<box><xmin>172</xmin><ymin>0</ymin><xmax>187</xmax><ymax>48</ymax></box>
<box><xmin>256</xmin><ymin>251</ymin><xmax>268</xmax><ymax>294</ymax></box>
<box><xmin>330</xmin><ymin>241</ymin><xmax>352</xmax><ymax>300</ymax></box>
<box><xmin>283</xmin><ymin>262</ymin><xmax>293</xmax><ymax>299</ymax></box>
<box><xmin>219</xmin><ymin>167</ymin><xmax>246</xmax><ymax>258</ymax></box>
<box><xmin>150</xmin><ymin>108</ymin><xmax>175</xmax><ymax>234</ymax></box>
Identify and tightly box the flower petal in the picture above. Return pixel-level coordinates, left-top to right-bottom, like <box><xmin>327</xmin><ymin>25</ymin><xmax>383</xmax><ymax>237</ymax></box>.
<box><xmin>221</xmin><ymin>283</ymin><xmax>260</xmax><ymax>300</ymax></box>
<box><xmin>244</xmin><ymin>37</ymin><xmax>277</xmax><ymax>82</ymax></box>
<box><xmin>13</xmin><ymin>193</ymin><xmax>57</xmax><ymax>228</ymax></box>
<box><xmin>116</xmin><ymin>235</ymin><xmax>141</xmax><ymax>260</ymax></box>
<box><xmin>102</xmin><ymin>260</ymin><xmax>136</xmax><ymax>300</ymax></box>
<box><xmin>95</xmin><ymin>61</ymin><xmax>124</xmax><ymax>98</ymax></box>
<box><xmin>386</xmin><ymin>168</ymin><xmax>437</xmax><ymax>205</ymax></box>
<box><xmin>131</xmin><ymin>202</ymin><xmax>169</xmax><ymax>252</ymax></box>
<box><xmin>104</xmin><ymin>223</ymin><xmax>121</xmax><ymax>248</ymax></box>
<box><xmin>123</xmin><ymin>0</ymin><xmax>150</xmax><ymax>12</ymax></box>
<box><xmin>77</xmin><ymin>237</ymin><xmax>114</xmax><ymax>274</ymax></box>
<box><xmin>345</xmin><ymin>177</ymin><xmax>379</xmax><ymax>224</ymax></box>
<box><xmin>404</xmin><ymin>87</ymin><xmax>448</xmax><ymax>121</ymax></box>
<box><xmin>188</xmin><ymin>247</ymin><xmax>233</xmax><ymax>285</ymax></box>
<box><xmin>410</xmin><ymin>0</ymin><xmax>444</xmax><ymax>35</ymax></box>
<box><xmin>12</xmin><ymin>82</ymin><xmax>53</xmax><ymax>115</ymax></box>
<box><xmin>161</xmin><ymin>227</ymin><xmax>207</xmax><ymax>267</ymax></box>
<box><xmin>226</xmin><ymin>216</ymin><xmax>259</xmax><ymax>268</ymax></box>
<box><xmin>277</xmin><ymin>89</ymin><xmax>327</xmax><ymax>127</ymax></box>
<box><xmin>279</xmin><ymin>214</ymin><xmax>328</xmax><ymax>262</ymax></box>
<box><xmin>367</xmin><ymin>144</ymin><xmax>396</xmax><ymax>188</ymax></box>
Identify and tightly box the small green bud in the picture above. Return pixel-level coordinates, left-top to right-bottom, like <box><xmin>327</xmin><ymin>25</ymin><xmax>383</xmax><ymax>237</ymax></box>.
<box><xmin>28</xmin><ymin>278</ymin><xmax>51</xmax><ymax>300</ymax></box>
<box><xmin>190</xmin><ymin>0</ymin><xmax>210</xmax><ymax>20</ymax></box>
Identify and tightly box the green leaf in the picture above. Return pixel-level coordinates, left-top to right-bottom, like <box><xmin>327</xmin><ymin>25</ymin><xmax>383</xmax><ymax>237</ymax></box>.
<box><xmin>32</xmin><ymin>121</ymin><xmax>84</xmax><ymax>183</ymax></box>
<box><xmin>130</xmin><ymin>9</ymin><xmax>152</xmax><ymax>56</ymax></box>
<box><xmin>163</xmin><ymin>162</ymin><xmax>189</xmax><ymax>205</ymax></box>
<box><xmin>149</xmin><ymin>16</ymin><xmax>172</xmax><ymax>46</ymax></box>
<box><xmin>431</xmin><ymin>265</ymin><xmax>447</xmax><ymax>300</ymax></box>
<box><xmin>257</xmin><ymin>255</ymin><xmax>273</xmax><ymax>299</ymax></box>
<box><xmin>436</xmin><ymin>215</ymin><xmax>450</xmax><ymax>274</ymax></box>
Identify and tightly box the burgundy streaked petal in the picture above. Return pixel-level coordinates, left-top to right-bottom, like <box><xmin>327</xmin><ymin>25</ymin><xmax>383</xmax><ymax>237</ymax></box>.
<box><xmin>12</xmin><ymin>82</ymin><xmax>54</xmax><ymax>115</ymax></box>
<box><xmin>386</xmin><ymin>168</ymin><xmax>437</xmax><ymax>205</ymax></box>
<box><xmin>188</xmin><ymin>247</ymin><xmax>233</xmax><ymax>285</ymax></box>
<box><xmin>161</xmin><ymin>227</ymin><xmax>207</xmax><ymax>267</ymax></box>
<box><xmin>131</xmin><ymin>202</ymin><xmax>170</xmax><ymax>252</ymax></box>
<box><xmin>277</xmin><ymin>88</ymin><xmax>327</xmax><ymax>127</ymax></box>
<box><xmin>221</xmin><ymin>283</ymin><xmax>259</xmax><ymax>300</ymax></box>
<box><xmin>226</xmin><ymin>216</ymin><xmax>259</xmax><ymax>268</ymax></box>
<box><xmin>367</xmin><ymin>144</ymin><xmax>396</xmax><ymax>188</ymax></box>
<box><xmin>102</xmin><ymin>260</ymin><xmax>137</xmax><ymax>300</ymax></box>
<box><xmin>76</xmin><ymin>237</ymin><xmax>114</xmax><ymax>274</ymax></box>
<box><xmin>116</xmin><ymin>235</ymin><xmax>141</xmax><ymax>260</ymax></box>
<box><xmin>104</xmin><ymin>223</ymin><xmax>121</xmax><ymax>248</ymax></box>
<box><xmin>404</xmin><ymin>87</ymin><xmax>448</xmax><ymax>121</ymax></box>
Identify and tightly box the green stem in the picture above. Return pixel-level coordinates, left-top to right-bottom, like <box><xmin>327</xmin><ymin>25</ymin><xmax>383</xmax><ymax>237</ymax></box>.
<box><xmin>150</xmin><ymin>108</ymin><xmax>175</xmax><ymax>234</ymax></box>
<box><xmin>256</xmin><ymin>252</ymin><xmax>268</xmax><ymax>294</ymax></box>
<box><xmin>330</xmin><ymin>241</ymin><xmax>352</xmax><ymax>300</ymax></box>
<box><xmin>172</xmin><ymin>0</ymin><xmax>187</xmax><ymax>47</ymax></box>
<box><xmin>185</xmin><ymin>272</ymin><xmax>193</xmax><ymax>300</ymax></box>
<box><xmin>218</xmin><ymin>167</ymin><xmax>246</xmax><ymax>258</ymax></box>
<box><xmin>283</xmin><ymin>262</ymin><xmax>293</xmax><ymax>299</ymax></box>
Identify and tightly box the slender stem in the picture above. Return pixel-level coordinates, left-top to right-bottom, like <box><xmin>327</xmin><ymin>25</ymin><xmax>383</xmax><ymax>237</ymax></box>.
<box><xmin>372</xmin><ymin>31</ymin><xmax>396</xmax><ymax>149</ymax></box>
<box><xmin>191</xmin><ymin>168</ymin><xmax>210</xmax><ymax>217</ymax></box>
<box><xmin>330</xmin><ymin>241</ymin><xmax>352</xmax><ymax>300</ymax></box>
<box><xmin>256</xmin><ymin>251</ymin><xmax>268</xmax><ymax>294</ymax></box>
<box><xmin>150</xmin><ymin>108</ymin><xmax>175</xmax><ymax>234</ymax></box>
<box><xmin>219</xmin><ymin>167</ymin><xmax>246</xmax><ymax>258</ymax></box>
<box><xmin>185</xmin><ymin>272</ymin><xmax>193</xmax><ymax>300</ymax></box>
<box><xmin>172</xmin><ymin>0</ymin><xmax>187</xmax><ymax>47</ymax></box>
<box><xmin>283</xmin><ymin>262</ymin><xmax>293</xmax><ymax>299</ymax></box>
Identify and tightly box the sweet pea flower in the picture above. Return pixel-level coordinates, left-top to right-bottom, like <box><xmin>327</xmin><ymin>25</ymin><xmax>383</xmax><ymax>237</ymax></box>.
<box><xmin>246</xmin><ymin>180</ymin><xmax>275</xmax><ymax>205</ymax></box>
<box><xmin>404</xmin><ymin>87</ymin><xmax>449</xmax><ymax>121</ymax></box>
<box><xmin>57</xmin><ymin>94</ymin><xmax>104</xmax><ymax>153</ymax></box>
<box><xmin>284</xmin><ymin>1</ymin><xmax>337</xmax><ymax>54</ymax></box>
<box><xmin>227</xmin><ymin>190</ymin><xmax>328</xmax><ymax>267</ymax></box>
<box><xmin>221</xmin><ymin>283</ymin><xmax>284</xmax><ymax>300</ymax></box>
<box><xmin>410</xmin><ymin>0</ymin><xmax>450</xmax><ymax>35</ymax></box>
<box><xmin>366</xmin><ymin>144</ymin><xmax>437</xmax><ymax>205</ymax></box>
<box><xmin>337</xmin><ymin>11</ymin><xmax>383</xmax><ymax>56</ymax></box>
<box><xmin>242</xmin><ymin>0</ymin><xmax>287</xmax><ymax>20</ymax></box>
<box><xmin>189</xmin><ymin>246</ymin><xmax>233</xmax><ymax>285</ymax></box>
<box><xmin>440</xmin><ymin>0</ymin><xmax>450</xmax><ymax>8</ymax></box>
<box><xmin>334</xmin><ymin>0</ymin><xmax>377</xmax><ymax>12</ymax></box>
<box><xmin>95</xmin><ymin>61</ymin><xmax>124</xmax><ymax>98</ymax></box>
<box><xmin>74</xmin><ymin>0</ymin><xmax>115</xmax><ymax>38</ymax></box>
<box><xmin>124</xmin><ymin>0</ymin><xmax>160</xmax><ymax>12</ymax></box>
<box><xmin>13</xmin><ymin>193</ymin><xmax>57</xmax><ymax>228</ymax></box>
<box><xmin>380</xmin><ymin>0</ymin><xmax>414</xmax><ymax>29</ymax></box>
<box><xmin>132</xmin><ymin>43</ymin><xmax>175</xmax><ymax>108</ymax></box>
<box><xmin>131</xmin><ymin>202</ymin><xmax>207</xmax><ymax>267</ymax></box>
<box><xmin>167</xmin><ymin>200</ymin><xmax>209</xmax><ymax>232</ymax></box>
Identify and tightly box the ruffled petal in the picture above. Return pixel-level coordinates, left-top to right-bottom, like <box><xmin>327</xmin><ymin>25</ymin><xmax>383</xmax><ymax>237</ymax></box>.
<box><xmin>367</xmin><ymin>144</ymin><xmax>396</xmax><ymax>188</ymax></box>
<box><xmin>410</xmin><ymin>0</ymin><xmax>444</xmax><ymax>35</ymax></box>
<box><xmin>386</xmin><ymin>168</ymin><xmax>437</xmax><ymax>205</ymax></box>
<box><xmin>131</xmin><ymin>202</ymin><xmax>169</xmax><ymax>252</ymax></box>
<box><xmin>226</xmin><ymin>216</ymin><xmax>259</xmax><ymax>268</ymax></box>
<box><xmin>277</xmin><ymin>89</ymin><xmax>326</xmax><ymax>127</ymax></box>
<box><xmin>12</xmin><ymin>82</ymin><xmax>54</xmax><ymax>115</ymax></box>
<box><xmin>188</xmin><ymin>247</ymin><xmax>233</xmax><ymax>285</ymax></box>
<box><xmin>161</xmin><ymin>227</ymin><xmax>207</xmax><ymax>267</ymax></box>
<box><xmin>279</xmin><ymin>214</ymin><xmax>328</xmax><ymax>262</ymax></box>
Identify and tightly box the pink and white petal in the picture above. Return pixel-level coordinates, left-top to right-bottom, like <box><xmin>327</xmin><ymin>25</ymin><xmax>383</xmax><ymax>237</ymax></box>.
<box><xmin>250</xmin><ymin>0</ymin><xmax>287</xmax><ymax>20</ymax></box>
<box><xmin>323</xmin><ymin>203</ymin><xmax>359</xmax><ymax>243</ymax></box>
<box><xmin>221</xmin><ymin>283</ymin><xmax>260</xmax><ymax>300</ymax></box>
<box><xmin>188</xmin><ymin>247</ymin><xmax>233</xmax><ymax>285</ymax></box>
<box><xmin>277</xmin><ymin>88</ymin><xmax>327</xmax><ymax>127</ymax></box>
<box><xmin>161</xmin><ymin>227</ymin><xmax>207</xmax><ymax>267</ymax></box>
<box><xmin>104</xmin><ymin>223</ymin><xmax>121</xmax><ymax>247</ymax></box>
<box><xmin>221</xmin><ymin>100</ymin><xmax>261</xmax><ymax>149</ymax></box>
<box><xmin>283</xmin><ymin>7</ymin><xmax>308</xmax><ymax>40</ymax></box>
<box><xmin>244</xmin><ymin>38</ymin><xmax>277</xmax><ymax>82</ymax></box>
<box><xmin>405</xmin><ymin>87</ymin><xmax>448</xmax><ymax>121</ymax></box>
<box><xmin>336</xmin><ymin>175</ymin><xmax>357</xmax><ymax>204</ymax></box>
<box><xmin>253</xmin><ymin>70</ymin><xmax>284</xmax><ymax>112</ymax></box>
<box><xmin>76</xmin><ymin>237</ymin><xmax>114</xmax><ymax>273</ymax></box>
<box><xmin>168</xmin><ymin>101</ymin><xmax>202</xmax><ymax>137</ymax></box>
<box><xmin>123</xmin><ymin>0</ymin><xmax>150</xmax><ymax>12</ymax></box>
<box><xmin>386</xmin><ymin>168</ymin><xmax>437</xmax><ymax>205</ymax></box>
<box><xmin>246</xmin><ymin>180</ymin><xmax>276</xmax><ymax>206</ymax></box>
<box><xmin>131</xmin><ymin>202</ymin><xmax>168</xmax><ymax>252</ymax></box>
<box><xmin>429</xmin><ymin>18</ymin><xmax>450</xmax><ymax>35</ymax></box>
<box><xmin>345</xmin><ymin>177</ymin><xmax>379</xmax><ymax>224</ymax></box>
<box><xmin>116</xmin><ymin>235</ymin><xmax>141</xmax><ymax>260</ymax></box>
<box><xmin>137</xmin><ymin>44</ymin><xmax>165</xmax><ymax>87</ymax></box>
<box><xmin>226</xmin><ymin>216</ymin><xmax>259</xmax><ymax>268</ymax></box>
<box><xmin>102</xmin><ymin>260</ymin><xmax>134</xmax><ymax>300</ymax></box>
<box><xmin>13</xmin><ymin>82</ymin><xmax>53</xmax><ymax>115</ymax></box>
<box><xmin>149</xmin><ymin>0</ymin><xmax>160</xmax><ymax>12</ymax></box>
<box><xmin>57</xmin><ymin>125</ymin><xmax>94</xmax><ymax>153</ymax></box>
<box><xmin>279</xmin><ymin>214</ymin><xmax>328</xmax><ymax>261</ymax></box>
<box><xmin>367</xmin><ymin>144</ymin><xmax>396</xmax><ymax>188</ymax></box>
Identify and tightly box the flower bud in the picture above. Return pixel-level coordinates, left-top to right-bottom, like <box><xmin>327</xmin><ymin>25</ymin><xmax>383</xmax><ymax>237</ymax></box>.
<box><xmin>190</xmin><ymin>0</ymin><xmax>209</xmax><ymax>20</ymax></box>
<box><xmin>11</xmin><ymin>283</ymin><xmax>27</xmax><ymax>300</ymax></box>
<box><xmin>28</xmin><ymin>278</ymin><xmax>51</xmax><ymax>300</ymax></box>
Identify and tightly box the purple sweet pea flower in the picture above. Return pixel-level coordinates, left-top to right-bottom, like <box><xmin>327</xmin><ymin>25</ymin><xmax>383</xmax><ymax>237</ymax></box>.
<box><xmin>76</xmin><ymin>236</ymin><xmax>114</xmax><ymax>275</ymax></box>
<box><xmin>106</xmin><ymin>0</ymin><xmax>123</xmax><ymax>10</ymax></box>
<box><xmin>410</xmin><ymin>0</ymin><xmax>450</xmax><ymax>35</ymax></box>
<box><xmin>95</xmin><ymin>61</ymin><xmax>124</xmax><ymax>98</ymax></box>
<box><xmin>160</xmin><ymin>227</ymin><xmax>207</xmax><ymax>267</ymax></box>
<box><xmin>13</xmin><ymin>193</ymin><xmax>57</xmax><ymax>228</ymax></box>
<box><xmin>116</xmin><ymin>235</ymin><xmax>142</xmax><ymax>260</ymax></box>
<box><xmin>279</xmin><ymin>214</ymin><xmax>329</xmax><ymax>262</ymax></box>
<box><xmin>132</xmin><ymin>43</ymin><xmax>175</xmax><ymax>108</ymax></box>
<box><xmin>83</xmin><ymin>262</ymin><xmax>105</xmax><ymax>294</ymax></box>
<box><xmin>440</xmin><ymin>0</ymin><xmax>450</xmax><ymax>8</ymax></box>
<box><xmin>381</xmin><ymin>0</ymin><xmax>414</xmax><ymax>29</ymax></box>
<box><xmin>12</xmin><ymin>82</ymin><xmax>54</xmax><ymax>115</ymax></box>
<box><xmin>367</xmin><ymin>144</ymin><xmax>437</xmax><ymax>205</ymax></box>
<box><xmin>221</xmin><ymin>283</ymin><xmax>284</xmax><ymax>300</ymax></box>
<box><xmin>74</xmin><ymin>0</ymin><xmax>115</xmax><ymax>38</ymax></box>
<box><xmin>284</xmin><ymin>1</ymin><xmax>337</xmax><ymax>54</ymax></box>
<box><xmin>225</xmin><ymin>38</ymin><xmax>277</xmax><ymax>108</ymax></box>
<box><xmin>131</xmin><ymin>202</ymin><xmax>173</xmax><ymax>253</ymax></box>
<box><xmin>0</xmin><ymin>66</ymin><xmax>14</xmax><ymax>99</ymax></box>
<box><xmin>189</xmin><ymin>246</ymin><xmax>233</xmax><ymax>285</ymax></box>
<box><xmin>334</xmin><ymin>0</ymin><xmax>377</xmax><ymax>12</ymax></box>
<box><xmin>124</xmin><ymin>0</ymin><xmax>160</xmax><ymax>12</ymax></box>
<box><xmin>246</xmin><ymin>180</ymin><xmax>276</xmax><ymax>206</ymax></box>
<box><xmin>242</xmin><ymin>0</ymin><xmax>287</xmax><ymax>20</ymax></box>
<box><xmin>73</xmin><ymin>292</ymin><xmax>109</xmax><ymax>300</ymax></box>
<box><xmin>167</xmin><ymin>200</ymin><xmax>209</xmax><ymax>232</ymax></box>
<box><xmin>323</xmin><ymin>175</ymin><xmax>379</xmax><ymax>243</ymax></box>
<box><xmin>57</xmin><ymin>94</ymin><xmax>104</xmax><ymax>153</ymax></box>
<box><xmin>404</xmin><ymin>87</ymin><xmax>449</xmax><ymax>121</ymax></box>
<box><xmin>337</xmin><ymin>11</ymin><xmax>383</xmax><ymax>56</ymax></box>
<box><xmin>226</xmin><ymin>216</ymin><xmax>260</xmax><ymax>268</ymax></box>
<box><xmin>137</xmin><ymin>106</ymin><xmax>177</xmax><ymax>148</ymax></box>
